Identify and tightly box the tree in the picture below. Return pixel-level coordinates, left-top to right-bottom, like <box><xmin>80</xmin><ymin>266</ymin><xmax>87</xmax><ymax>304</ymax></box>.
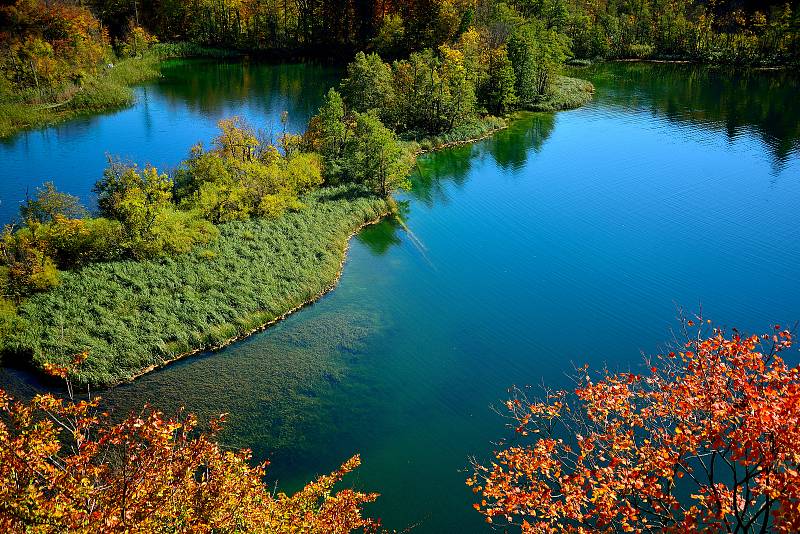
<box><xmin>346</xmin><ymin>112</ymin><xmax>411</xmax><ymax>197</ymax></box>
<box><xmin>305</xmin><ymin>88</ymin><xmax>348</xmax><ymax>182</ymax></box>
<box><xmin>507</xmin><ymin>20</ymin><xmax>569</xmax><ymax>103</ymax></box>
<box><xmin>373</xmin><ymin>13</ymin><xmax>406</xmax><ymax>58</ymax></box>
<box><xmin>0</xmin><ymin>225</ymin><xmax>59</xmax><ymax>302</ymax></box>
<box><xmin>94</xmin><ymin>160</ymin><xmax>216</xmax><ymax>258</ymax></box>
<box><xmin>469</xmin><ymin>322</ymin><xmax>800</xmax><ymax>532</ymax></box>
<box><xmin>480</xmin><ymin>45</ymin><xmax>517</xmax><ymax>114</ymax></box>
<box><xmin>339</xmin><ymin>51</ymin><xmax>395</xmax><ymax>119</ymax></box>
<box><xmin>94</xmin><ymin>160</ymin><xmax>173</xmax><ymax>234</ymax></box>
<box><xmin>0</xmin><ymin>354</ymin><xmax>380</xmax><ymax>532</ymax></box>
<box><xmin>438</xmin><ymin>44</ymin><xmax>477</xmax><ymax>131</ymax></box>
<box><xmin>20</xmin><ymin>182</ymin><xmax>87</xmax><ymax>225</ymax></box>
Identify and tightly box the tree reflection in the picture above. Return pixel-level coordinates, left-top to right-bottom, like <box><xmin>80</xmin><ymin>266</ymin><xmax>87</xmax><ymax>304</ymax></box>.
<box><xmin>579</xmin><ymin>63</ymin><xmax>800</xmax><ymax>168</ymax></box>
<box><xmin>156</xmin><ymin>59</ymin><xmax>342</xmax><ymax>133</ymax></box>
<box><xmin>355</xmin><ymin>204</ymin><xmax>408</xmax><ymax>256</ymax></box>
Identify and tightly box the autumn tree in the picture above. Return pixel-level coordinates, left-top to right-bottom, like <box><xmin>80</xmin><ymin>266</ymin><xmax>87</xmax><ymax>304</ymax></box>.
<box><xmin>0</xmin><ymin>225</ymin><xmax>59</xmax><ymax>302</ymax></box>
<box><xmin>470</xmin><ymin>321</ymin><xmax>800</xmax><ymax>532</ymax></box>
<box><xmin>0</xmin><ymin>354</ymin><xmax>380</xmax><ymax>532</ymax></box>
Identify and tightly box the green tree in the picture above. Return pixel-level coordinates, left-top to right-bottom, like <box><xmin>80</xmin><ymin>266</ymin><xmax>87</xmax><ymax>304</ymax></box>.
<box><xmin>346</xmin><ymin>112</ymin><xmax>412</xmax><ymax>197</ymax></box>
<box><xmin>306</xmin><ymin>88</ymin><xmax>348</xmax><ymax>182</ymax></box>
<box><xmin>507</xmin><ymin>20</ymin><xmax>570</xmax><ymax>104</ymax></box>
<box><xmin>339</xmin><ymin>51</ymin><xmax>396</xmax><ymax>121</ymax></box>
<box><xmin>92</xmin><ymin>160</ymin><xmax>213</xmax><ymax>258</ymax></box>
<box><xmin>481</xmin><ymin>45</ymin><xmax>517</xmax><ymax>114</ymax></box>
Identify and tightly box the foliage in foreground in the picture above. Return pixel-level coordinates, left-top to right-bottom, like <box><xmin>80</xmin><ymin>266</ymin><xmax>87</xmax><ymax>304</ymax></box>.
<box><xmin>5</xmin><ymin>186</ymin><xmax>389</xmax><ymax>387</ymax></box>
<box><xmin>470</xmin><ymin>324</ymin><xmax>800</xmax><ymax>532</ymax></box>
<box><xmin>0</xmin><ymin>355</ymin><xmax>378</xmax><ymax>533</ymax></box>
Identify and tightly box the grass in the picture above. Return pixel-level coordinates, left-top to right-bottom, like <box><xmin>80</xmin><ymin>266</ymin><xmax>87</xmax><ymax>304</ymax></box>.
<box><xmin>3</xmin><ymin>186</ymin><xmax>390</xmax><ymax>388</ymax></box>
<box><xmin>410</xmin><ymin>116</ymin><xmax>509</xmax><ymax>153</ymax></box>
<box><xmin>0</xmin><ymin>44</ymin><xmax>238</xmax><ymax>138</ymax></box>
<box><xmin>525</xmin><ymin>75</ymin><xmax>595</xmax><ymax>112</ymax></box>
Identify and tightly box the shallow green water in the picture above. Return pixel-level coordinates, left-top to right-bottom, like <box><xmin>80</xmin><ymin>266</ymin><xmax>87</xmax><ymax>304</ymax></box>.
<box><xmin>2</xmin><ymin>61</ymin><xmax>799</xmax><ymax>532</ymax></box>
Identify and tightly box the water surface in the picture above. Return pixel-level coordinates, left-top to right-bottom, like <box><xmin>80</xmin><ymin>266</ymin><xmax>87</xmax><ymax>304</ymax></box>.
<box><xmin>2</xmin><ymin>61</ymin><xmax>799</xmax><ymax>532</ymax></box>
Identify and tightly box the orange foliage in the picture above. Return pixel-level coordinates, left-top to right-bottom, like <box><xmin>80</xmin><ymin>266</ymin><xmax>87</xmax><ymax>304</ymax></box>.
<box><xmin>469</xmin><ymin>323</ymin><xmax>800</xmax><ymax>532</ymax></box>
<box><xmin>1</xmin><ymin>0</ymin><xmax>109</xmax><ymax>91</ymax></box>
<box><xmin>0</xmin><ymin>354</ymin><xmax>379</xmax><ymax>533</ymax></box>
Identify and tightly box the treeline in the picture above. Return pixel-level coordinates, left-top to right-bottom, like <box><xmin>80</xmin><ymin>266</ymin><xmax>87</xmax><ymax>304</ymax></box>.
<box><xmin>76</xmin><ymin>0</ymin><xmax>800</xmax><ymax>64</ymax></box>
<box><xmin>560</xmin><ymin>0</ymin><xmax>800</xmax><ymax>64</ymax></box>
<box><xmin>2</xmin><ymin>0</ymin><xmax>797</xmax><ymax>101</ymax></box>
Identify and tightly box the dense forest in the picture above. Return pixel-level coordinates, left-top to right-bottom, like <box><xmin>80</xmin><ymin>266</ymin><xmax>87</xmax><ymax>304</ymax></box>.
<box><xmin>3</xmin><ymin>0</ymin><xmax>798</xmax><ymax>64</ymax></box>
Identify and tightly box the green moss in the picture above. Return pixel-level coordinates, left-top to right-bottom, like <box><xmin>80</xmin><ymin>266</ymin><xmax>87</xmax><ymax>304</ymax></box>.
<box><xmin>3</xmin><ymin>186</ymin><xmax>389</xmax><ymax>387</ymax></box>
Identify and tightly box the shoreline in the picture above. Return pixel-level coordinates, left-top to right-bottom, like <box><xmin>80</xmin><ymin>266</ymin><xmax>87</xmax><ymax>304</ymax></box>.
<box><xmin>120</xmin><ymin>212</ymin><xmax>389</xmax><ymax>386</ymax></box>
<box><xmin>109</xmin><ymin>119</ymin><xmax>539</xmax><ymax>387</ymax></box>
<box><xmin>0</xmin><ymin>44</ymin><xmax>239</xmax><ymax>139</ymax></box>
<box><xmin>3</xmin><ymin>73</ymin><xmax>594</xmax><ymax>389</ymax></box>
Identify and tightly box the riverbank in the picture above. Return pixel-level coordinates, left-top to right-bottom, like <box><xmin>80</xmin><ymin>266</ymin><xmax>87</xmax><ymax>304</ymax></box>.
<box><xmin>0</xmin><ymin>44</ymin><xmax>237</xmax><ymax>139</ymax></box>
<box><xmin>1</xmin><ymin>71</ymin><xmax>593</xmax><ymax>389</ymax></box>
<box><xmin>409</xmin><ymin>75</ymin><xmax>594</xmax><ymax>152</ymax></box>
<box><xmin>3</xmin><ymin>186</ymin><xmax>390</xmax><ymax>387</ymax></box>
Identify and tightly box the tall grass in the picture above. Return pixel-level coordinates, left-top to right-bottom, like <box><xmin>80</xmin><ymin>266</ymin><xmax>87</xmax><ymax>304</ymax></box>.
<box><xmin>411</xmin><ymin>116</ymin><xmax>508</xmax><ymax>152</ymax></box>
<box><xmin>525</xmin><ymin>75</ymin><xmax>595</xmax><ymax>112</ymax></box>
<box><xmin>4</xmin><ymin>186</ymin><xmax>389</xmax><ymax>387</ymax></box>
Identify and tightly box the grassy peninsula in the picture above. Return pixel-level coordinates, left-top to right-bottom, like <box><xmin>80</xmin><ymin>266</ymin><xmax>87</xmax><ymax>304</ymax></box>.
<box><xmin>1</xmin><ymin>1</ymin><xmax>595</xmax><ymax>388</ymax></box>
<box><xmin>4</xmin><ymin>187</ymin><xmax>389</xmax><ymax>387</ymax></box>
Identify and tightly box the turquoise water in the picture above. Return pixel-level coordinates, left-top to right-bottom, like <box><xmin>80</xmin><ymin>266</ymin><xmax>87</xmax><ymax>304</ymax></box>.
<box><xmin>2</xmin><ymin>61</ymin><xmax>799</xmax><ymax>532</ymax></box>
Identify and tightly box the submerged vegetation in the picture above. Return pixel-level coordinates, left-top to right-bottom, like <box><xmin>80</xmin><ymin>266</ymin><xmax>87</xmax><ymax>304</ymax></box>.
<box><xmin>5</xmin><ymin>186</ymin><xmax>388</xmax><ymax>387</ymax></box>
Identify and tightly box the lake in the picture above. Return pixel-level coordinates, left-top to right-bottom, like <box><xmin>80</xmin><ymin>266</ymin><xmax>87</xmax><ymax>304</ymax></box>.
<box><xmin>1</xmin><ymin>60</ymin><xmax>799</xmax><ymax>532</ymax></box>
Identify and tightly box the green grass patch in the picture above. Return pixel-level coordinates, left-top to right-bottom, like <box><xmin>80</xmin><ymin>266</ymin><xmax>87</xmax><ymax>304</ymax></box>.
<box><xmin>409</xmin><ymin>116</ymin><xmax>508</xmax><ymax>153</ymax></box>
<box><xmin>2</xmin><ymin>186</ymin><xmax>389</xmax><ymax>388</ymax></box>
<box><xmin>525</xmin><ymin>75</ymin><xmax>595</xmax><ymax>112</ymax></box>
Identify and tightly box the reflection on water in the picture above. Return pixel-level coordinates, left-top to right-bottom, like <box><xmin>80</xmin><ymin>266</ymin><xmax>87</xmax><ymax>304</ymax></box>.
<box><xmin>576</xmin><ymin>62</ymin><xmax>800</xmax><ymax>168</ymax></box>
<box><xmin>1</xmin><ymin>61</ymin><xmax>799</xmax><ymax>532</ymax></box>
